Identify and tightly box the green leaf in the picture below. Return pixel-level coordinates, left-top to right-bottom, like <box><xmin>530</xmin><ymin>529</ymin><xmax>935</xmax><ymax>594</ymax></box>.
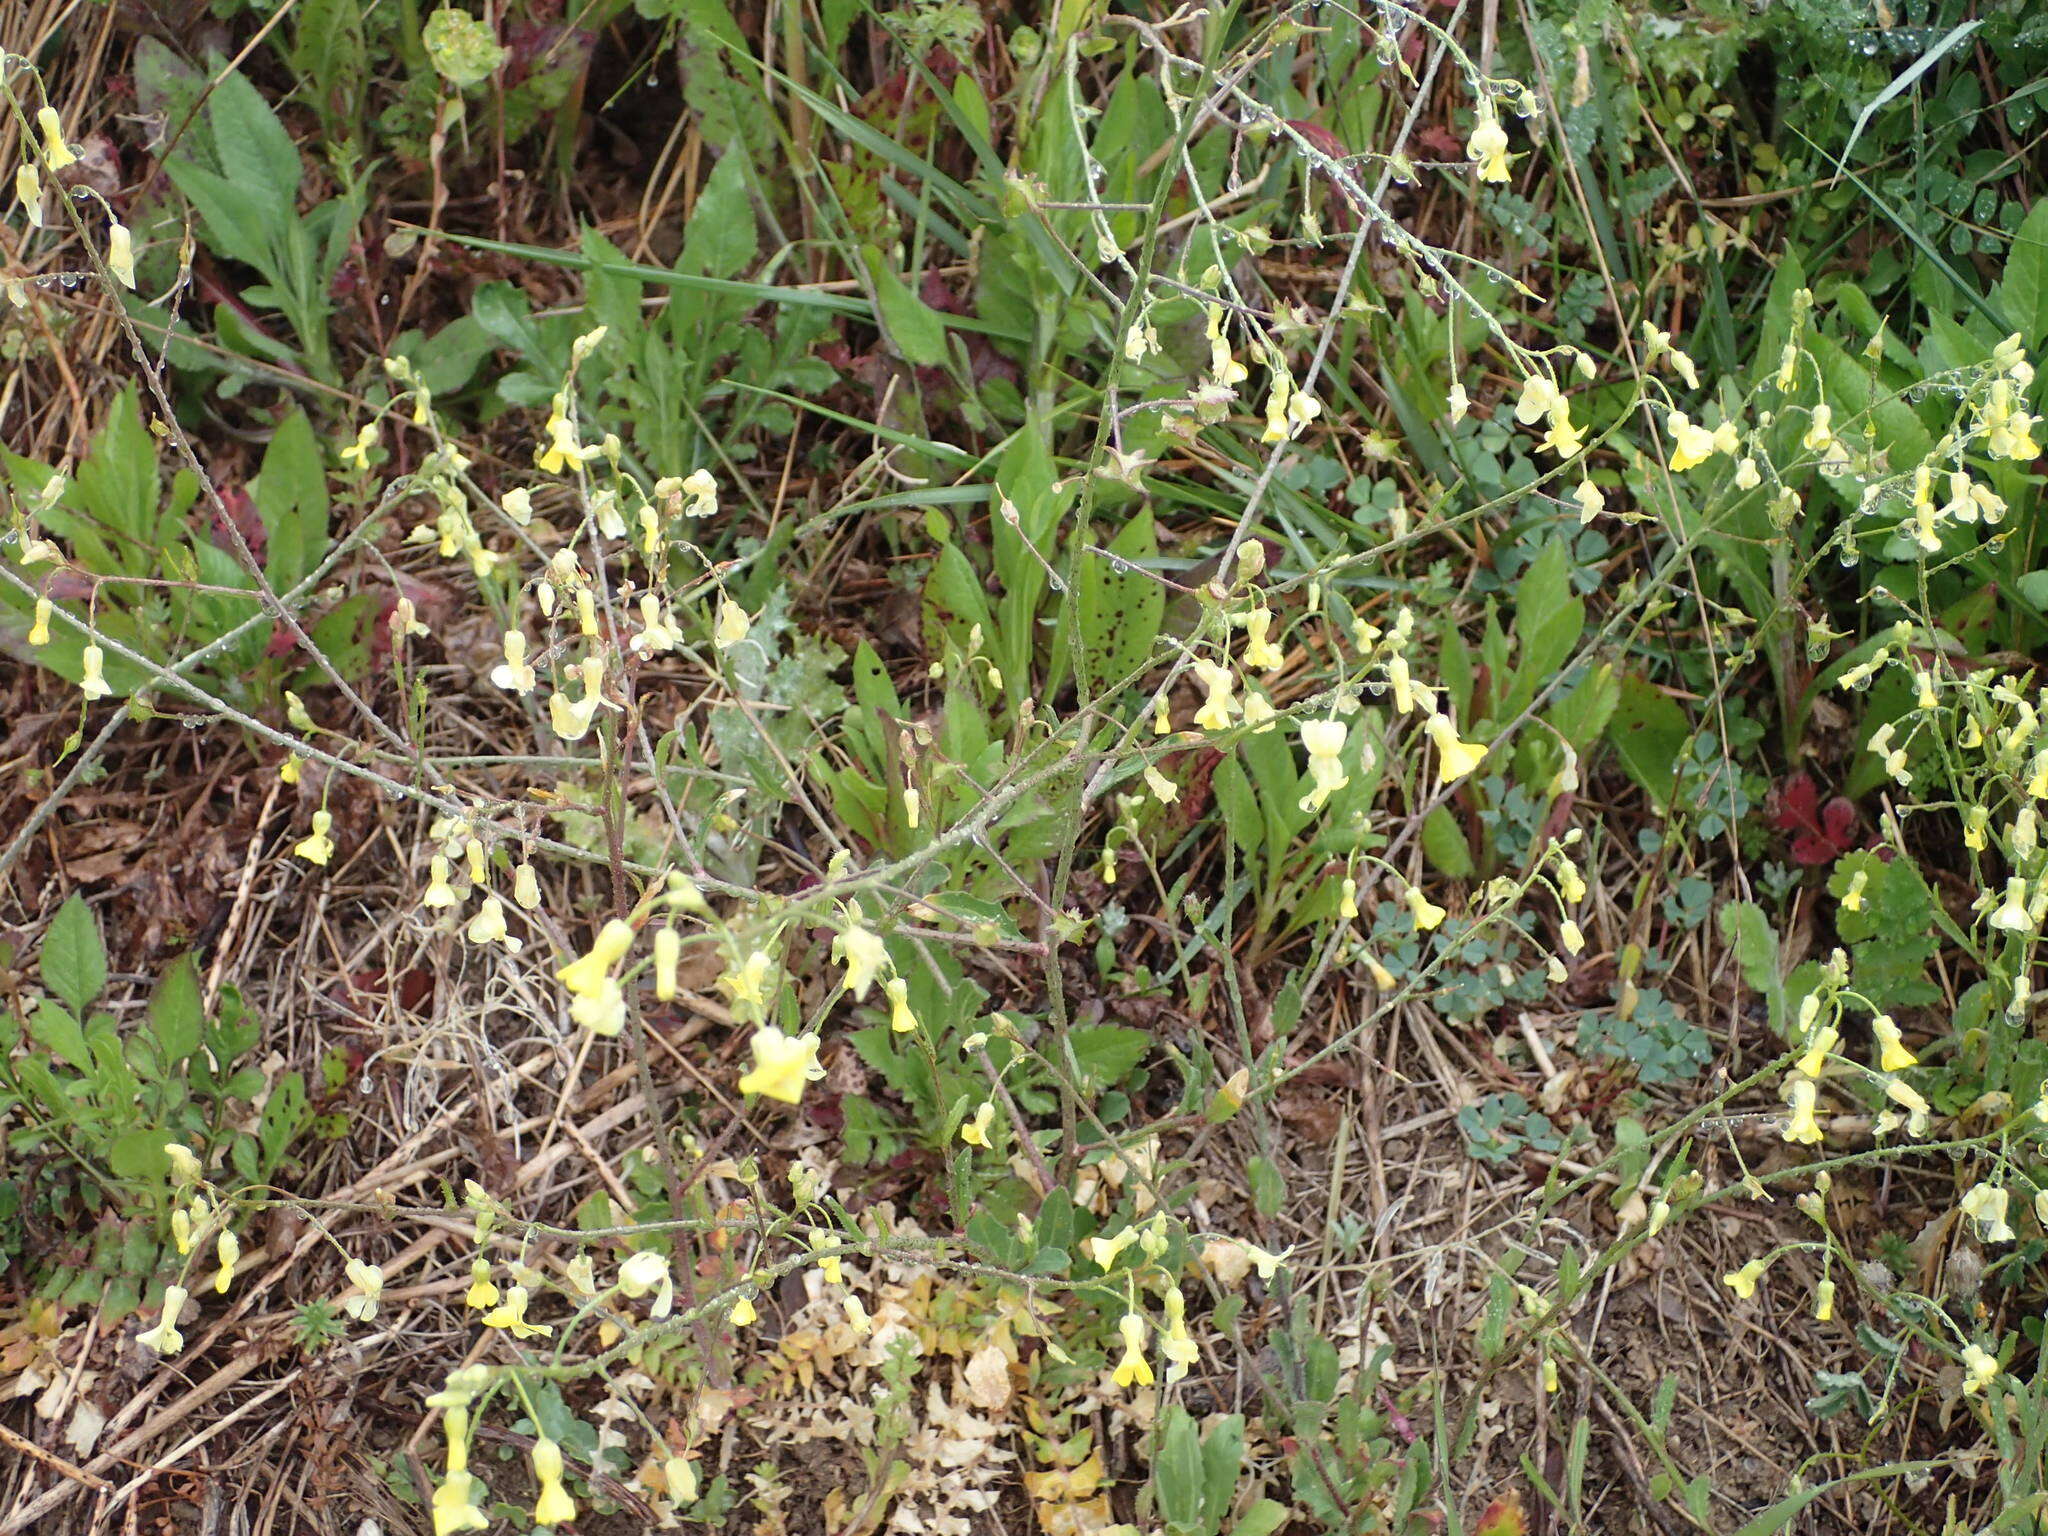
<box><xmin>1996</xmin><ymin>196</ymin><xmax>2048</xmax><ymax>348</ymax></box>
<box><xmin>256</xmin><ymin>408</ymin><xmax>329</xmax><ymax>594</ymax></box>
<box><xmin>259</xmin><ymin>1072</ymin><xmax>309</xmax><ymax>1174</ymax></box>
<box><xmin>40</xmin><ymin>895</ymin><xmax>106</xmax><ymax>1015</ymax></box>
<box><xmin>1232</xmin><ymin>1500</ymin><xmax>1290</xmax><ymax>1536</ymax></box>
<box><xmin>1509</xmin><ymin>538</ymin><xmax>1585</xmax><ymax>716</ymax></box>
<box><xmin>1719</xmin><ymin>901</ymin><xmax>1785</xmax><ymax>1034</ymax></box>
<box><xmin>1156</xmin><ymin>1407</ymin><xmax>1205</xmax><ymax>1533</ymax></box>
<box><xmin>1063</xmin><ymin>1025</ymin><xmax>1150</xmax><ymax>1090</ymax></box>
<box><xmin>1247</xmin><ymin>1155</ymin><xmax>1286</xmax><ymax>1217</ymax></box>
<box><xmin>860</xmin><ymin>245</ymin><xmax>949</xmax><ymax>366</ymax></box>
<box><xmin>149</xmin><ymin>955</ymin><xmax>205</xmax><ymax>1068</ymax></box>
<box><xmin>1421</xmin><ymin>805</ymin><xmax>1474</xmax><ymax>878</ymax></box>
<box><xmin>1073</xmin><ymin>508</ymin><xmax>1164</xmax><ymax>693</ymax></box>
<box><xmin>108</xmin><ymin>1128</ymin><xmax>174</xmax><ymax>1180</ymax></box>
<box><xmin>28</xmin><ymin>999</ymin><xmax>92</xmax><ymax>1074</ymax></box>
<box><xmin>206</xmin><ymin>69</ymin><xmax>303</xmax><ymax>213</ymax></box>
<box><xmin>1606</xmin><ymin>677</ymin><xmax>1690</xmax><ymax>804</ymax></box>
<box><xmin>678</xmin><ymin>149</ymin><xmax>758</xmax><ymax>282</ymax></box>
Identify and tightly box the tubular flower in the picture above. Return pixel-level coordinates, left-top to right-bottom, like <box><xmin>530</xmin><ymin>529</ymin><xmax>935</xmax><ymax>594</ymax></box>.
<box><xmin>960</xmin><ymin>1101</ymin><xmax>997</xmax><ymax>1147</ymax></box>
<box><xmin>535</xmin><ymin>395</ymin><xmax>584</xmax><ymax>474</ymax></box>
<box><xmin>1467</xmin><ymin>103</ymin><xmax>1512</xmax><ymax>181</ymax></box>
<box><xmin>532</xmin><ymin>1437</ymin><xmax>576</xmax><ymax>1526</ymax></box>
<box><xmin>1386</xmin><ymin>652</ymin><xmax>1415</xmax><ymax>713</ymax></box>
<box><xmin>214</xmin><ymin>1229</ymin><xmax>240</xmax><ymax>1294</ymax></box>
<box><xmin>1539</xmin><ymin>397</ymin><xmax>1585</xmax><ymax>459</ymax></box>
<box><xmin>1191</xmin><ymin>660</ymin><xmax>1238</xmax><ymax>731</ymax></box>
<box><xmin>1111</xmin><ymin>1310</ymin><xmax>1154</xmax><ymax>1389</ymax></box>
<box><xmin>16</xmin><ymin>162</ymin><xmax>42</xmax><ymax>227</ymax></box>
<box><xmin>1665</xmin><ymin>411</ymin><xmax>1719</xmax><ymax>472</ymax></box>
<box><xmin>1960</xmin><ymin>1182</ymin><xmax>2015</xmax><ymax>1243</ymax></box>
<box><xmin>1573</xmin><ymin>479</ymin><xmax>1604</xmax><ymax>524</ymax></box>
<box><xmin>714</xmin><ymin>597</ymin><xmax>750</xmax><ymax>650</ymax></box>
<box><xmin>653</xmin><ymin>925</ymin><xmax>681</xmax><ymax>1001</ymax></box>
<box><xmin>1515</xmin><ymin>373</ymin><xmax>1560</xmax><ymax>428</ymax></box>
<box><xmin>28</xmin><ymin>596</ymin><xmax>52</xmax><ymax>646</ymax></box>
<box><xmin>886</xmin><ymin>977</ymin><xmax>918</xmax><ymax>1033</ymax></box>
<box><xmin>557</xmin><ymin>919</ymin><xmax>634</xmax><ymax>995</ymax></box>
<box><xmin>491</xmin><ymin>630</ymin><xmax>537</xmax><ymax>693</ymax></box>
<box><xmin>1814</xmin><ymin>1278</ymin><xmax>1836</xmax><ymax>1321</ymax></box>
<box><xmin>729</xmin><ymin>1292</ymin><xmax>758</xmax><ymax>1327</ymax></box>
<box><xmin>719</xmin><ymin>949</ymin><xmax>779</xmax><ymax>1020</ymax></box>
<box><xmin>80</xmin><ymin>644</ymin><xmax>112</xmax><ymax>700</ymax></box>
<box><xmin>1989</xmin><ymin>877</ymin><xmax>2035</xmax><ymax>932</ymax></box>
<box><xmin>433</xmin><ymin>1473</ymin><xmax>490</xmax><ymax>1535</ymax></box>
<box><xmin>1426</xmin><ymin>713</ymin><xmax>1487</xmax><ymax>785</ymax></box>
<box><xmin>481</xmin><ymin>1283</ymin><xmax>552</xmax><ymax>1338</ymax></box>
<box><xmin>1962</xmin><ymin>1344</ymin><xmax>2000</xmax><ymax>1395</ymax></box>
<box><xmin>1160</xmin><ymin>1289</ymin><xmax>1200</xmax><ymax>1384</ymax></box>
<box><xmin>420</xmin><ymin>856</ymin><xmax>460</xmax><ymax>910</ymax></box>
<box><xmin>137</xmin><ymin>1285</ymin><xmax>188</xmax><ymax>1356</ymax></box>
<box><xmin>547</xmin><ymin>655</ymin><xmax>607</xmax><ymax>742</ymax></box>
<box><xmin>465</xmin><ymin>1260</ymin><xmax>499</xmax><ymax>1311</ymax></box>
<box><xmin>618</xmin><ymin>1250</ymin><xmax>675</xmax><ymax>1317</ymax></box>
<box><xmin>1781</xmin><ymin>1075</ymin><xmax>1824</xmax><ymax>1145</ymax></box>
<box><xmin>1884</xmin><ymin>1077</ymin><xmax>1930</xmax><ymax>1137</ymax></box>
<box><xmin>465</xmin><ymin>896</ymin><xmax>518</xmax><ymax>951</ymax></box>
<box><xmin>737</xmin><ymin>1025</ymin><xmax>823</xmax><ymax>1104</ymax></box>
<box><xmin>343</xmin><ymin>1260</ymin><xmax>384</xmax><ymax>1322</ymax></box>
<box><xmin>835</xmin><ymin>918</ymin><xmax>889</xmax><ymax>1000</ymax></box>
<box><xmin>293</xmin><ymin>810</ymin><xmax>336</xmax><ymax>866</ymax></box>
<box><xmin>1242</xmin><ymin>608</ymin><xmax>1285</xmax><ymax>672</ymax></box>
<box><xmin>1404</xmin><ymin>885</ymin><xmax>1447</xmax><ymax>932</ymax></box>
<box><xmin>1297</xmin><ymin>717</ymin><xmax>1350</xmax><ymax>812</ymax></box>
<box><xmin>1722</xmin><ymin>1258</ymin><xmax>1768</xmax><ymax>1300</ymax></box>
<box><xmin>1144</xmin><ymin>765</ymin><xmax>1179</xmax><ymax>804</ymax></box>
<box><xmin>36</xmin><ymin>107</ymin><xmax>76</xmax><ymax>170</ymax></box>
<box><xmin>1793</xmin><ymin>1024</ymin><xmax>1838</xmax><ymax>1080</ymax></box>
<box><xmin>1870</xmin><ymin>1015</ymin><xmax>1916</xmax><ymax>1072</ymax></box>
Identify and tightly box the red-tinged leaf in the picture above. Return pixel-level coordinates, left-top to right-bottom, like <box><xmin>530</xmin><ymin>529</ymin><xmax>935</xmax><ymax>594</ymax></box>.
<box><xmin>1820</xmin><ymin>797</ymin><xmax>1856</xmax><ymax>847</ymax></box>
<box><xmin>1770</xmin><ymin>772</ymin><xmax>1820</xmax><ymax>833</ymax></box>
<box><xmin>1475</xmin><ymin>1489</ymin><xmax>1526</xmax><ymax>1536</ymax></box>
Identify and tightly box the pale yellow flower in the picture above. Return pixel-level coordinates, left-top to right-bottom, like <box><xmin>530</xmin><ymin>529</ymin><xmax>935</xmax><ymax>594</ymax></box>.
<box><xmin>1722</xmin><ymin>1258</ymin><xmax>1767</xmax><ymax>1299</ymax></box>
<box><xmin>532</xmin><ymin>1437</ymin><xmax>575</xmax><ymax>1526</ymax></box>
<box><xmin>1426</xmin><ymin>713</ymin><xmax>1487</xmax><ymax>785</ymax></box>
<box><xmin>293</xmin><ymin>810</ymin><xmax>336</xmax><ymax>866</ymax></box>
<box><xmin>737</xmin><ymin>1025</ymin><xmax>822</xmax><ymax>1103</ymax></box>
<box><xmin>1467</xmin><ymin>105</ymin><xmax>1511</xmax><ymax>181</ymax></box>
<box><xmin>1404</xmin><ymin>885</ymin><xmax>1446</xmax><ymax>931</ymax></box>
<box><xmin>1111</xmin><ymin>1310</ymin><xmax>1154</xmax><ymax>1389</ymax></box>
<box><xmin>137</xmin><ymin>1284</ymin><xmax>188</xmax><ymax>1356</ymax></box>
<box><xmin>79</xmin><ymin>643</ymin><xmax>112</xmax><ymax>700</ymax></box>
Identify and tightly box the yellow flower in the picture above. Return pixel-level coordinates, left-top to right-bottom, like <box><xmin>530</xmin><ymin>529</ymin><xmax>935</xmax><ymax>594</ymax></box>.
<box><xmin>1989</xmin><ymin>877</ymin><xmax>2035</xmax><ymax>932</ymax></box>
<box><xmin>737</xmin><ymin>1025</ymin><xmax>822</xmax><ymax>1103</ymax></box>
<box><xmin>1111</xmin><ymin>1310</ymin><xmax>1154</xmax><ymax>1389</ymax></box>
<box><xmin>1242</xmin><ymin>608</ymin><xmax>1285</xmax><ymax>672</ymax></box>
<box><xmin>1515</xmin><ymin>373</ymin><xmax>1560</xmax><ymax>427</ymax></box>
<box><xmin>512</xmin><ymin>862</ymin><xmax>541</xmax><ymax>910</ymax></box>
<box><xmin>79</xmin><ymin>643</ymin><xmax>112</xmax><ymax>700</ymax></box>
<box><xmin>960</xmin><ymin>1101</ymin><xmax>997</xmax><ymax>1147</ymax></box>
<box><xmin>1386</xmin><ymin>652</ymin><xmax>1414</xmax><ymax>713</ymax></box>
<box><xmin>1871</xmin><ymin>1014</ymin><xmax>1916</xmax><ymax>1072</ymax></box>
<box><xmin>1339</xmin><ymin>876</ymin><xmax>1358</xmax><ymax>920</ymax></box>
<box><xmin>719</xmin><ymin>949</ymin><xmax>778</xmax><ymax>1019</ymax></box>
<box><xmin>465</xmin><ymin>896</ymin><xmax>518</xmax><ymax>951</ymax></box>
<box><xmin>1793</xmin><ymin>1024</ymin><xmax>1837</xmax><ymax>1080</ymax></box>
<box><xmin>532</xmin><ymin>1436</ymin><xmax>576</xmax><ymax>1526</ymax></box>
<box><xmin>1884</xmin><ymin>1077</ymin><xmax>1930</xmax><ymax>1137</ymax></box>
<box><xmin>1448</xmin><ymin>380</ymin><xmax>1470</xmax><ymax>425</ymax></box>
<box><xmin>886</xmin><ymin>976</ymin><xmax>918</xmax><ymax>1033</ymax></box>
<box><xmin>1666</xmin><ymin>410</ymin><xmax>1719</xmax><ymax>472</ymax></box>
<box><xmin>1144</xmin><ymin>764</ymin><xmax>1179</xmax><ymax>804</ymax></box>
<box><xmin>481</xmin><ymin>1283</ymin><xmax>552</xmax><ymax>1338</ymax></box>
<box><xmin>835</xmin><ymin>918</ymin><xmax>889</xmax><ymax>1000</ymax></box>
<box><xmin>1962</xmin><ymin>1343</ymin><xmax>1999</xmax><ymax>1395</ymax></box>
<box><xmin>164</xmin><ymin>1142</ymin><xmax>204</xmax><ymax>1185</ymax></box>
<box><xmin>138</xmin><ymin>1285</ymin><xmax>188</xmax><ymax>1356</ymax></box>
<box><xmin>16</xmin><ymin>162</ymin><xmax>43</xmax><ymax>226</ymax></box>
<box><xmin>36</xmin><ymin>107</ymin><xmax>76</xmax><ymax>170</ymax></box>
<box><xmin>1160</xmin><ymin>1289</ymin><xmax>1200</xmax><ymax>1384</ymax></box>
<box><xmin>1960</xmin><ymin>1182</ymin><xmax>2014</xmax><ymax>1243</ymax></box>
<box><xmin>548</xmin><ymin>655</ymin><xmax>605</xmax><ymax>741</ymax></box>
<box><xmin>1539</xmin><ymin>397</ymin><xmax>1584</xmax><ymax>459</ymax></box>
<box><xmin>432</xmin><ymin>1471</ymin><xmax>490</xmax><ymax>1536</ymax></box>
<box><xmin>536</xmin><ymin>395</ymin><xmax>583</xmax><ymax>474</ymax></box>
<box><xmin>730</xmin><ymin>1292</ymin><xmax>757</xmax><ymax>1327</ymax></box>
<box><xmin>1191</xmin><ymin>659</ymin><xmax>1238</xmax><ymax>731</ymax></box>
<box><xmin>1814</xmin><ymin>1278</ymin><xmax>1835</xmax><ymax>1321</ymax></box>
<box><xmin>714</xmin><ymin>598</ymin><xmax>750</xmax><ymax>650</ymax></box>
<box><xmin>558</xmin><ymin>919</ymin><xmax>634</xmax><ymax>996</ymax></box>
<box><xmin>293</xmin><ymin>809</ymin><xmax>335</xmax><ymax>866</ymax></box>
<box><xmin>342</xmin><ymin>1259</ymin><xmax>384</xmax><ymax>1321</ymax></box>
<box><xmin>1298</xmin><ymin>716</ymin><xmax>1350</xmax><ymax>812</ymax></box>
<box><xmin>1573</xmin><ymin>479</ymin><xmax>1604</xmax><ymax>525</ymax></box>
<box><xmin>1722</xmin><ymin>1258</ymin><xmax>1768</xmax><ymax>1299</ymax></box>
<box><xmin>27</xmin><ymin>595</ymin><xmax>52</xmax><ymax>646</ymax></box>
<box><xmin>420</xmin><ymin>855</ymin><xmax>459</xmax><ymax>910</ymax></box>
<box><xmin>1425</xmin><ymin>713</ymin><xmax>1487</xmax><ymax>785</ymax></box>
<box><xmin>339</xmin><ymin>424</ymin><xmax>376</xmax><ymax>469</ymax></box>
<box><xmin>1560</xmin><ymin>919</ymin><xmax>1584</xmax><ymax>954</ymax></box>
<box><xmin>1781</xmin><ymin>1075</ymin><xmax>1824</xmax><ymax>1145</ymax></box>
<box><xmin>490</xmin><ymin>630</ymin><xmax>537</xmax><ymax>694</ymax></box>
<box><xmin>1839</xmin><ymin>868</ymin><xmax>1866</xmax><ymax>912</ymax></box>
<box><xmin>1467</xmin><ymin>104</ymin><xmax>1511</xmax><ymax>181</ymax></box>
<box><xmin>652</xmin><ymin>925</ymin><xmax>681</xmax><ymax>1001</ymax></box>
<box><xmin>1404</xmin><ymin>885</ymin><xmax>1446</xmax><ymax>932</ymax></box>
<box><xmin>463</xmin><ymin>1260</ymin><xmax>499</xmax><ymax>1311</ymax></box>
